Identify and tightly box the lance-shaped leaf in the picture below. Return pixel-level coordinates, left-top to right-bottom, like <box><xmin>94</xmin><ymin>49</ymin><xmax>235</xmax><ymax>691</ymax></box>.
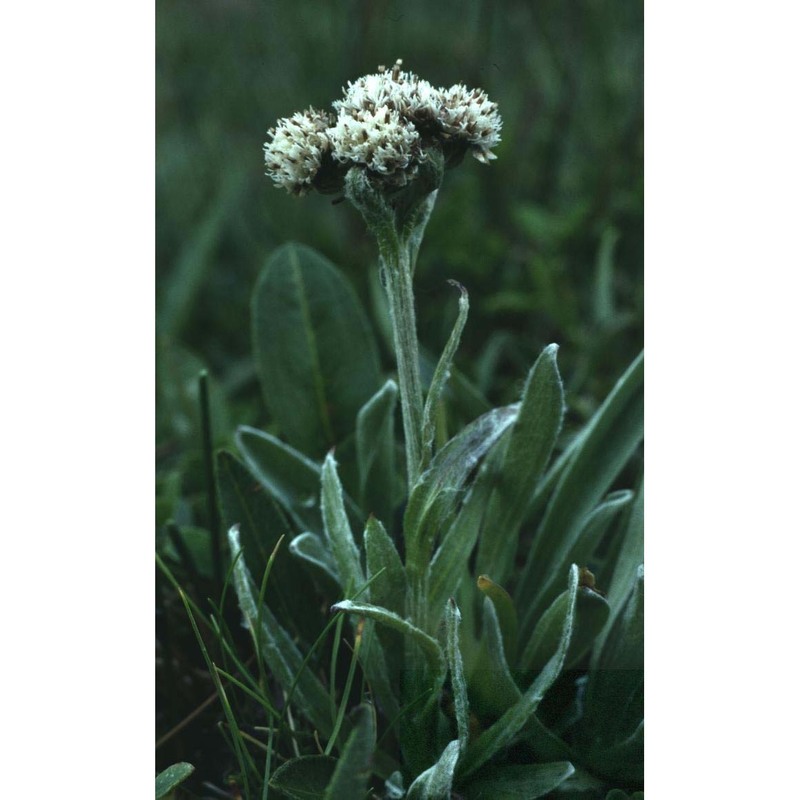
<box><xmin>581</xmin><ymin>565</ymin><xmax>643</xmax><ymax>777</ymax></box>
<box><xmin>527</xmin><ymin>489</ymin><xmax>631</xmax><ymax>634</ymax></box>
<box><xmin>445</xmin><ymin>599</ymin><xmax>470</xmax><ymax>752</ymax></box>
<box><xmin>459</xmin><ymin>565</ymin><xmax>579</xmax><ymax>780</ymax></box>
<box><xmin>462</xmin><ymin>762</ymin><xmax>575</xmax><ymax>799</ymax></box>
<box><xmin>404</xmin><ymin>404</ymin><xmax>519</xmax><ymax>583</ymax></box>
<box><xmin>331</xmin><ymin>600</ymin><xmax>447</xmax><ymax>704</ymax></box>
<box><xmin>216</xmin><ymin>450</ymin><xmax>319</xmax><ymax>636</ymax></box>
<box><xmin>322</xmin><ymin>452</ymin><xmax>365</xmax><ymax>594</ymax></box>
<box><xmin>365</xmin><ymin>517</ymin><xmax>406</xmax><ymax>617</ymax></box>
<box><xmin>228</xmin><ymin>526</ymin><xmax>332</xmax><ymax>737</ymax></box>
<box><xmin>468</xmin><ymin>598</ymin><xmax>522</xmax><ymax>721</ymax></box>
<box><xmin>406</xmin><ymin>740</ymin><xmax>461</xmax><ymax>800</ymax></box>
<box><xmin>288</xmin><ymin>531</ymin><xmax>340</xmax><ymax>585</ymax></box>
<box><xmin>252</xmin><ymin>242</ymin><xmax>381</xmax><ymax>457</ymax></box>
<box><xmin>323</xmin><ymin>704</ymin><xmax>376</xmax><ymax>800</ymax></box>
<box><xmin>356</xmin><ymin>380</ymin><xmax>398</xmax><ymax>528</ymax></box>
<box><xmin>427</xmin><ymin>463</ymin><xmax>495</xmax><ymax>624</ymax></box>
<box><xmin>476</xmin><ymin>344</ymin><xmax>565</xmax><ymax>586</ymax></box>
<box><xmin>517</xmin><ymin>352</ymin><xmax>643</xmax><ymax>637</ymax></box>
<box><xmin>235</xmin><ymin>425</ymin><xmax>323</xmax><ymax>531</ymax></box>
<box><xmin>156</xmin><ymin>762</ymin><xmax>195</xmax><ymax>799</ymax></box>
<box><xmin>269</xmin><ymin>756</ymin><xmax>337</xmax><ymax>800</ymax></box>
<box><xmin>477</xmin><ymin>575</ymin><xmax>518</xmax><ymax>666</ymax></box>
<box><xmin>420</xmin><ymin>281</ymin><xmax>469</xmax><ymax>471</ymax></box>
<box><xmin>592</xmin><ymin>484</ymin><xmax>643</xmax><ymax>668</ymax></box>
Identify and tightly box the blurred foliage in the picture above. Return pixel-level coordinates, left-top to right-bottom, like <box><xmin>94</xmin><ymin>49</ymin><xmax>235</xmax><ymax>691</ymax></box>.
<box><xmin>156</xmin><ymin>0</ymin><xmax>642</xmax><ymax>788</ymax></box>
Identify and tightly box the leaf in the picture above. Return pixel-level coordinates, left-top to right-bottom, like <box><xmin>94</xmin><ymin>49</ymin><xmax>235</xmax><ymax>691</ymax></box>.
<box><xmin>427</xmin><ymin>463</ymin><xmax>494</xmax><ymax>625</ymax></box>
<box><xmin>235</xmin><ymin>425</ymin><xmax>324</xmax><ymax>531</ymax></box>
<box><xmin>477</xmin><ymin>575</ymin><xmax>518</xmax><ymax>666</ymax></box>
<box><xmin>421</xmin><ymin>281</ymin><xmax>469</xmax><ymax>470</ymax></box>
<box><xmin>529</xmin><ymin>489</ymin><xmax>632</xmax><ymax>627</ymax></box>
<box><xmin>581</xmin><ymin>565</ymin><xmax>643</xmax><ymax>776</ymax></box>
<box><xmin>364</xmin><ymin>517</ymin><xmax>406</xmax><ymax>617</ymax></box>
<box><xmin>565</xmin><ymin>587</ymin><xmax>611</xmax><ymax>670</ymax></box>
<box><xmin>323</xmin><ymin>704</ymin><xmax>376</xmax><ymax>800</ymax></box>
<box><xmin>592</xmin><ymin>484</ymin><xmax>643</xmax><ymax>667</ymax></box>
<box><xmin>476</xmin><ymin>344</ymin><xmax>565</xmax><ymax>586</ymax></box>
<box><xmin>404</xmin><ymin>404</ymin><xmax>519</xmax><ymax>587</ymax></box>
<box><xmin>460</xmin><ymin>565</ymin><xmax>579</xmax><ymax>780</ymax></box>
<box><xmin>155</xmin><ymin>762</ymin><xmax>195</xmax><ymax>798</ymax></box>
<box><xmin>330</xmin><ymin>599</ymin><xmax>447</xmax><ymax>706</ymax></box>
<box><xmin>517</xmin><ymin>352</ymin><xmax>643</xmax><ymax>639</ymax></box>
<box><xmin>462</xmin><ymin>762</ymin><xmax>575</xmax><ymax>799</ymax></box>
<box><xmin>288</xmin><ymin>531</ymin><xmax>340</xmax><ymax>585</ymax></box>
<box><xmin>356</xmin><ymin>380</ymin><xmax>398</xmax><ymax>528</ymax></box>
<box><xmin>216</xmin><ymin>450</ymin><xmax>318</xmax><ymax>636</ymax></box>
<box><xmin>269</xmin><ymin>756</ymin><xmax>337</xmax><ymax>800</ymax></box>
<box><xmin>252</xmin><ymin>242</ymin><xmax>381</xmax><ymax>456</ymax></box>
<box><xmin>228</xmin><ymin>526</ymin><xmax>332</xmax><ymax>737</ymax></box>
<box><xmin>468</xmin><ymin>597</ymin><xmax>522</xmax><ymax>720</ymax></box>
<box><xmin>322</xmin><ymin>452</ymin><xmax>365</xmax><ymax>594</ymax></box>
<box><xmin>445</xmin><ymin>599</ymin><xmax>470</xmax><ymax>752</ymax></box>
<box><xmin>406</xmin><ymin>740</ymin><xmax>460</xmax><ymax>800</ymax></box>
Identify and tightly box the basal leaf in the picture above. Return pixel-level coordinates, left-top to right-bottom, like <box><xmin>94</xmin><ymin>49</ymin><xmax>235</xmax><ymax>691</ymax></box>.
<box><xmin>477</xmin><ymin>575</ymin><xmax>518</xmax><ymax>666</ymax></box>
<box><xmin>460</xmin><ymin>565</ymin><xmax>579</xmax><ymax>780</ymax></box>
<box><xmin>322</xmin><ymin>452</ymin><xmax>365</xmax><ymax>595</ymax></box>
<box><xmin>445</xmin><ymin>599</ymin><xmax>470</xmax><ymax>752</ymax></box>
<box><xmin>476</xmin><ymin>344</ymin><xmax>564</xmax><ymax>586</ymax></box>
<box><xmin>228</xmin><ymin>526</ymin><xmax>332</xmax><ymax>737</ymax></box>
<box><xmin>356</xmin><ymin>380</ymin><xmax>398</xmax><ymax>529</ymax></box>
<box><xmin>517</xmin><ymin>352</ymin><xmax>643</xmax><ymax>639</ymax></box>
<box><xmin>252</xmin><ymin>242</ymin><xmax>380</xmax><ymax>456</ymax></box>
<box><xmin>406</xmin><ymin>740</ymin><xmax>460</xmax><ymax>800</ymax></box>
<box><xmin>364</xmin><ymin>517</ymin><xmax>406</xmax><ymax>617</ymax></box>
<box><xmin>323</xmin><ymin>704</ymin><xmax>376</xmax><ymax>800</ymax></box>
<box><xmin>269</xmin><ymin>755</ymin><xmax>337</xmax><ymax>800</ymax></box>
<box><xmin>216</xmin><ymin>450</ymin><xmax>318</xmax><ymax>636</ymax></box>
<box><xmin>155</xmin><ymin>762</ymin><xmax>195</xmax><ymax>798</ymax></box>
<box><xmin>529</xmin><ymin>489</ymin><xmax>632</xmax><ymax>626</ymax></box>
<box><xmin>462</xmin><ymin>762</ymin><xmax>575</xmax><ymax>799</ymax></box>
<box><xmin>288</xmin><ymin>531</ymin><xmax>340</xmax><ymax>585</ymax></box>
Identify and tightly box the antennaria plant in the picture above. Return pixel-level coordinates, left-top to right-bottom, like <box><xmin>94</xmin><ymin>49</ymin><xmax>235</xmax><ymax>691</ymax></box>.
<box><xmin>161</xmin><ymin>59</ymin><xmax>643</xmax><ymax>799</ymax></box>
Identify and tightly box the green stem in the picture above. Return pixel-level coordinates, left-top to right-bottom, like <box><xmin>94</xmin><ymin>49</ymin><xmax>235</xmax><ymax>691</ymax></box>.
<box><xmin>378</xmin><ymin>234</ymin><xmax>425</xmax><ymax>490</ymax></box>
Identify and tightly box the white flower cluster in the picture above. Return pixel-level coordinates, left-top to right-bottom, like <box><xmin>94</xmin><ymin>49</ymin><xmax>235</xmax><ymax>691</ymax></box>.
<box><xmin>264</xmin><ymin>60</ymin><xmax>502</xmax><ymax>194</ymax></box>
<box><xmin>263</xmin><ymin>108</ymin><xmax>332</xmax><ymax>196</ymax></box>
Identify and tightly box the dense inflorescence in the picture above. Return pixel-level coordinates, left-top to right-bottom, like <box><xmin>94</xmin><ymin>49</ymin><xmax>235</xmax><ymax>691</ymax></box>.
<box><xmin>264</xmin><ymin>59</ymin><xmax>502</xmax><ymax>194</ymax></box>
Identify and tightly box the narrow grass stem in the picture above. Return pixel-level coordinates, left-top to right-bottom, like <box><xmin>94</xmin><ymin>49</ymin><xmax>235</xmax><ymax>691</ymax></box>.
<box><xmin>198</xmin><ymin>370</ymin><xmax>223</xmax><ymax>593</ymax></box>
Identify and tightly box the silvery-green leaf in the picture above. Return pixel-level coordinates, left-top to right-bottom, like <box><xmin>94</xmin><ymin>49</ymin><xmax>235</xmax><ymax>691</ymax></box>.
<box><xmin>406</xmin><ymin>740</ymin><xmax>460</xmax><ymax>800</ymax></box>
<box><xmin>364</xmin><ymin>516</ymin><xmax>407</xmax><ymax>617</ymax></box>
<box><xmin>323</xmin><ymin>704</ymin><xmax>376</xmax><ymax>800</ymax></box>
<box><xmin>288</xmin><ymin>531</ymin><xmax>340</xmax><ymax>585</ymax></box>
<box><xmin>404</xmin><ymin>404</ymin><xmax>519</xmax><ymax>586</ymax></box>
<box><xmin>252</xmin><ymin>242</ymin><xmax>380</xmax><ymax>457</ymax></box>
<box><xmin>445</xmin><ymin>599</ymin><xmax>469</xmax><ymax>752</ymax></box>
<box><xmin>321</xmin><ymin>452</ymin><xmax>365</xmax><ymax>595</ymax></box>
<box><xmin>517</xmin><ymin>352</ymin><xmax>643</xmax><ymax>639</ymax></box>
<box><xmin>476</xmin><ymin>344</ymin><xmax>564</xmax><ymax>586</ymax></box>
<box><xmin>462</xmin><ymin>762</ymin><xmax>574</xmax><ymax>799</ymax></box>
<box><xmin>155</xmin><ymin>762</ymin><xmax>194</xmax><ymax>799</ymax></box>
<box><xmin>228</xmin><ymin>526</ymin><xmax>331</xmax><ymax>737</ymax></box>
<box><xmin>269</xmin><ymin>755</ymin><xmax>337</xmax><ymax>800</ymax></box>
<box><xmin>356</xmin><ymin>380</ymin><xmax>398</xmax><ymax>529</ymax></box>
<box><xmin>460</xmin><ymin>565</ymin><xmax>579</xmax><ymax>780</ymax></box>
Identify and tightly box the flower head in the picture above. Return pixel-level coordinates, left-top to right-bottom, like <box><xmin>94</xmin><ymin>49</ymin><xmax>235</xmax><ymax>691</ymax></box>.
<box><xmin>438</xmin><ymin>84</ymin><xmax>502</xmax><ymax>163</ymax></box>
<box><xmin>328</xmin><ymin>104</ymin><xmax>422</xmax><ymax>185</ymax></box>
<box><xmin>263</xmin><ymin>60</ymin><xmax>501</xmax><ymax>196</ymax></box>
<box><xmin>263</xmin><ymin>107</ymin><xmax>332</xmax><ymax>195</ymax></box>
